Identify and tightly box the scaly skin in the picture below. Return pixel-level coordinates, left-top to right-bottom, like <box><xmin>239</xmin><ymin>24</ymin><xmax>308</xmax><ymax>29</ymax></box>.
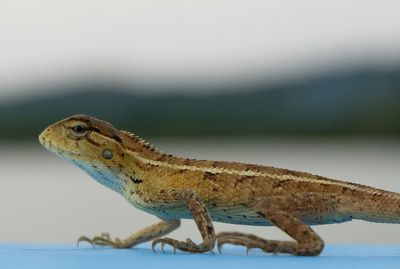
<box><xmin>39</xmin><ymin>114</ymin><xmax>400</xmax><ymax>256</ymax></box>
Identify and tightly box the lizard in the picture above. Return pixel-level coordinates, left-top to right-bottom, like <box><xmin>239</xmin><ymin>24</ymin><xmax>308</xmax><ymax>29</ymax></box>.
<box><xmin>38</xmin><ymin>114</ymin><xmax>400</xmax><ymax>256</ymax></box>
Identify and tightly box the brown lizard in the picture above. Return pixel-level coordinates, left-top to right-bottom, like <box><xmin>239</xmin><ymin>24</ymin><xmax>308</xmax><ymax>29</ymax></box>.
<box><xmin>39</xmin><ymin>114</ymin><xmax>400</xmax><ymax>256</ymax></box>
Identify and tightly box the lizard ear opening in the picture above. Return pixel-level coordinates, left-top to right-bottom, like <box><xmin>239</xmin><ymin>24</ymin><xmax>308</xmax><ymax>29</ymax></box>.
<box><xmin>102</xmin><ymin>149</ymin><xmax>113</xmax><ymax>160</ymax></box>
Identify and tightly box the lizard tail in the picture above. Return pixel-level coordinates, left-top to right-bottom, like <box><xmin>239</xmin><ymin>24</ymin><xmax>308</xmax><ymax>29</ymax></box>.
<box><xmin>351</xmin><ymin>191</ymin><xmax>400</xmax><ymax>224</ymax></box>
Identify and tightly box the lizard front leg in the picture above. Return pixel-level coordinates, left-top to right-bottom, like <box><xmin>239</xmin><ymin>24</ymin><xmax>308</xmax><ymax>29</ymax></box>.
<box><xmin>152</xmin><ymin>190</ymin><xmax>216</xmax><ymax>253</ymax></box>
<box><xmin>78</xmin><ymin>219</ymin><xmax>180</xmax><ymax>248</ymax></box>
<box><xmin>216</xmin><ymin>194</ymin><xmax>334</xmax><ymax>256</ymax></box>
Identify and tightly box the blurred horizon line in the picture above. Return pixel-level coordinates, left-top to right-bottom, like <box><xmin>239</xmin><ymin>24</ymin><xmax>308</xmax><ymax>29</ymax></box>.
<box><xmin>0</xmin><ymin>65</ymin><xmax>399</xmax><ymax>141</ymax></box>
<box><xmin>1</xmin><ymin>59</ymin><xmax>400</xmax><ymax>104</ymax></box>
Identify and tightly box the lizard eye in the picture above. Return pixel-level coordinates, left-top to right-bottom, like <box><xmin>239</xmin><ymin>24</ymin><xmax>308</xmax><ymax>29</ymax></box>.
<box><xmin>73</xmin><ymin>125</ymin><xmax>86</xmax><ymax>134</ymax></box>
<box><xmin>69</xmin><ymin>123</ymin><xmax>89</xmax><ymax>138</ymax></box>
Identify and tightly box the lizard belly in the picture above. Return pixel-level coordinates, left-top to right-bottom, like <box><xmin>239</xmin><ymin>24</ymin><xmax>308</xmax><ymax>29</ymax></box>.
<box><xmin>125</xmin><ymin>198</ymin><xmax>273</xmax><ymax>226</ymax></box>
<box><xmin>127</xmin><ymin>196</ymin><xmax>353</xmax><ymax>226</ymax></box>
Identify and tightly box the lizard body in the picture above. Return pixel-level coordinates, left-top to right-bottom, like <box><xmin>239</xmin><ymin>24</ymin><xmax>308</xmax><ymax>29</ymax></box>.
<box><xmin>39</xmin><ymin>114</ymin><xmax>400</xmax><ymax>256</ymax></box>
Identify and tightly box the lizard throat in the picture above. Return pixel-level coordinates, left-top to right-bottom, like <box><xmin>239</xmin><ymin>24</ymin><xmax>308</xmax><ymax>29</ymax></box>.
<box><xmin>40</xmin><ymin>137</ymin><xmax>124</xmax><ymax>193</ymax></box>
<box><xmin>72</xmin><ymin>159</ymin><xmax>125</xmax><ymax>193</ymax></box>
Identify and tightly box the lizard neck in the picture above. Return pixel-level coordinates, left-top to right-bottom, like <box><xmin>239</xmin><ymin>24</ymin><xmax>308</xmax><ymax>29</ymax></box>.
<box><xmin>66</xmin><ymin>131</ymin><xmax>164</xmax><ymax>196</ymax></box>
<box><xmin>120</xmin><ymin>130</ymin><xmax>175</xmax><ymax>163</ymax></box>
<box><xmin>118</xmin><ymin>130</ymin><xmax>177</xmax><ymax>183</ymax></box>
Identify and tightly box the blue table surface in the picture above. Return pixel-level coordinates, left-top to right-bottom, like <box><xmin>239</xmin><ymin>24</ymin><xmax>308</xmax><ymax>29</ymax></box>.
<box><xmin>1</xmin><ymin>243</ymin><xmax>400</xmax><ymax>269</ymax></box>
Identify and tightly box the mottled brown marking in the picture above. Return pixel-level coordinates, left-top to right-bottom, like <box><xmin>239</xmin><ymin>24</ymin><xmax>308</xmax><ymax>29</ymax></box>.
<box><xmin>234</xmin><ymin>175</ymin><xmax>254</xmax><ymax>188</ymax></box>
<box><xmin>212</xmin><ymin>161</ymin><xmax>225</xmax><ymax>168</ymax></box>
<box><xmin>203</xmin><ymin>171</ymin><xmax>217</xmax><ymax>181</ymax></box>
<box><xmin>157</xmin><ymin>155</ymin><xmax>168</xmax><ymax>162</ymax></box>
<box><xmin>86</xmin><ymin>137</ymin><xmax>101</xmax><ymax>147</ymax></box>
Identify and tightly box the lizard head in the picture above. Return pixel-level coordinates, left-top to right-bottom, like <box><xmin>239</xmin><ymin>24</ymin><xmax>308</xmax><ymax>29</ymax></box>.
<box><xmin>39</xmin><ymin>114</ymin><xmax>127</xmax><ymax>192</ymax></box>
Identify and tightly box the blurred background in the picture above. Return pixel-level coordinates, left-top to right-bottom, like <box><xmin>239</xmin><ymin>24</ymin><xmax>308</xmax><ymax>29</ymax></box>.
<box><xmin>1</xmin><ymin>0</ymin><xmax>400</xmax><ymax>246</ymax></box>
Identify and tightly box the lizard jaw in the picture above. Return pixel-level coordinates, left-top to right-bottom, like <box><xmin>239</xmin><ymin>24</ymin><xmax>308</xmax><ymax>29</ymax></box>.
<box><xmin>39</xmin><ymin>129</ymin><xmax>81</xmax><ymax>159</ymax></box>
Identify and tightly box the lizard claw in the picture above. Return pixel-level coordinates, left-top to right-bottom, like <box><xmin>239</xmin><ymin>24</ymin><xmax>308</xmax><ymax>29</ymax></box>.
<box><xmin>216</xmin><ymin>233</ymin><xmax>254</xmax><ymax>255</ymax></box>
<box><xmin>246</xmin><ymin>247</ymin><xmax>252</xmax><ymax>255</ymax></box>
<box><xmin>151</xmin><ymin>241</ymin><xmax>158</xmax><ymax>253</ymax></box>
<box><xmin>161</xmin><ymin>242</ymin><xmax>166</xmax><ymax>253</ymax></box>
<box><xmin>151</xmin><ymin>239</ymin><xmax>164</xmax><ymax>253</ymax></box>
<box><xmin>216</xmin><ymin>236</ymin><xmax>253</xmax><ymax>255</ymax></box>
<box><xmin>152</xmin><ymin>237</ymin><xmax>211</xmax><ymax>254</ymax></box>
<box><xmin>217</xmin><ymin>240</ymin><xmax>224</xmax><ymax>254</ymax></box>
<box><xmin>77</xmin><ymin>236</ymin><xmax>95</xmax><ymax>248</ymax></box>
<box><xmin>77</xmin><ymin>233</ymin><xmax>124</xmax><ymax>248</ymax></box>
<box><xmin>152</xmin><ymin>238</ymin><xmax>174</xmax><ymax>253</ymax></box>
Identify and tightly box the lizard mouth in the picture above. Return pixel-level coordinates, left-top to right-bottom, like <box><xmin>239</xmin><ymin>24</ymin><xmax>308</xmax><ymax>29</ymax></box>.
<box><xmin>39</xmin><ymin>135</ymin><xmax>82</xmax><ymax>158</ymax></box>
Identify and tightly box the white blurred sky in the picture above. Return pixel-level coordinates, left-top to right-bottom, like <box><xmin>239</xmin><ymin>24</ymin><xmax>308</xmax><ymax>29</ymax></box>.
<box><xmin>1</xmin><ymin>0</ymin><xmax>400</xmax><ymax>99</ymax></box>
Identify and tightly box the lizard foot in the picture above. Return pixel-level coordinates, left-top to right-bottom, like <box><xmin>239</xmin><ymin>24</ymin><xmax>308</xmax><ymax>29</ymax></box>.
<box><xmin>152</xmin><ymin>237</ymin><xmax>214</xmax><ymax>254</ymax></box>
<box><xmin>216</xmin><ymin>232</ymin><xmax>288</xmax><ymax>255</ymax></box>
<box><xmin>77</xmin><ymin>233</ymin><xmax>127</xmax><ymax>248</ymax></box>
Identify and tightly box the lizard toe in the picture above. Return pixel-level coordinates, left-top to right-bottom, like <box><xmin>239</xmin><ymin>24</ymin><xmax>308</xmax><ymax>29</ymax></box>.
<box><xmin>77</xmin><ymin>234</ymin><xmax>126</xmax><ymax>248</ymax></box>
<box><xmin>77</xmin><ymin>236</ymin><xmax>95</xmax><ymax>248</ymax></box>
<box><xmin>152</xmin><ymin>237</ymin><xmax>212</xmax><ymax>254</ymax></box>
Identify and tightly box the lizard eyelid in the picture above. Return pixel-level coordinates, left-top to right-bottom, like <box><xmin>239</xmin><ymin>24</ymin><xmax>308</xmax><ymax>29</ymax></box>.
<box><xmin>69</xmin><ymin>122</ymin><xmax>90</xmax><ymax>138</ymax></box>
<box><xmin>73</xmin><ymin>125</ymin><xmax>86</xmax><ymax>134</ymax></box>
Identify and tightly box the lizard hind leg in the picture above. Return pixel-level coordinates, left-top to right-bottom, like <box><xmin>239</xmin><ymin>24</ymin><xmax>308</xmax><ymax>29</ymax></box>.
<box><xmin>216</xmin><ymin>195</ymin><xmax>328</xmax><ymax>256</ymax></box>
